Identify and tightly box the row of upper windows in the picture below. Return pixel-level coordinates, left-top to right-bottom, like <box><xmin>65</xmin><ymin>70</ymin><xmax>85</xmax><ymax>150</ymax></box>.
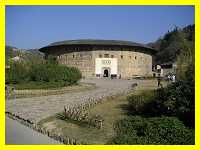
<box><xmin>99</xmin><ymin>54</ymin><xmax>139</xmax><ymax>60</ymax></box>
<box><xmin>59</xmin><ymin>54</ymin><xmax>83</xmax><ymax>58</ymax></box>
<box><xmin>60</xmin><ymin>47</ymin><xmax>136</xmax><ymax>51</ymax></box>
<box><xmin>59</xmin><ymin>53</ymin><xmax>148</xmax><ymax>61</ymax></box>
<box><xmin>58</xmin><ymin>54</ymin><xmax>82</xmax><ymax>58</ymax></box>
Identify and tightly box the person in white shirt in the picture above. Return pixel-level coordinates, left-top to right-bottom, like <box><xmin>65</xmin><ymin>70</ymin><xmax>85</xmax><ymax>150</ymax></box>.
<box><xmin>172</xmin><ymin>75</ymin><xmax>176</xmax><ymax>83</ymax></box>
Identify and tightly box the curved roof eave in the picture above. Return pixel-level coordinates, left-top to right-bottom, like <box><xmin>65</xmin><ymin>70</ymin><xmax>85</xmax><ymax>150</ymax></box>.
<box><xmin>39</xmin><ymin>39</ymin><xmax>157</xmax><ymax>54</ymax></box>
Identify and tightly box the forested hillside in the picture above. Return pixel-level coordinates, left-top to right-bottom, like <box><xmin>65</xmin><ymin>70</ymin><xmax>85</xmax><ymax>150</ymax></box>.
<box><xmin>148</xmin><ymin>24</ymin><xmax>194</xmax><ymax>64</ymax></box>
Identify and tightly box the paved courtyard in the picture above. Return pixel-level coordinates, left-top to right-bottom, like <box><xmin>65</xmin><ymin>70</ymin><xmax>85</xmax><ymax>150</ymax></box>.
<box><xmin>6</xmin><ymin>117</ymin><xmax>61</xmax><ymax>145</ymax></box>
<box><xmin>6</xmin><ymin>78</ymin><xmax>158</xmax><ymax>123</ymax></box>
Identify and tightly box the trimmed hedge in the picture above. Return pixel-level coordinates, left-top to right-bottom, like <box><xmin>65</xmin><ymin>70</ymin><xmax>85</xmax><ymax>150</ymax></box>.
<box><xmin>112</xmin><ymin>116</ymin><xmax>194</xmax><ymax>145</ymax></box>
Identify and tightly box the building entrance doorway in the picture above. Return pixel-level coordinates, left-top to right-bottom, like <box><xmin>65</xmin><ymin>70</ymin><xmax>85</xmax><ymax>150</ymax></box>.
<box><xmin>103</xmin><ymin>69</ymin><xmax>109</xmax><ymax>77</ymax></box>
<box><xmin>95</xmin><ymin>58</ymin><xmax>118</xmax><ymax>78</ymax></box>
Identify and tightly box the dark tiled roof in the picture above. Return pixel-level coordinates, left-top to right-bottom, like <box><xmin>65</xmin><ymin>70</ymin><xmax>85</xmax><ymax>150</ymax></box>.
<box><xmin>39</xmin><ymin>39</ymin><xmax>156</xmax><ymax>53</ymax></box>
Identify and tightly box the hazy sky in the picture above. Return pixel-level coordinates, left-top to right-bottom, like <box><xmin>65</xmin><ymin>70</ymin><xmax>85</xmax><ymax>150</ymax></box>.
<box><xmin>6</xmin><ymin>6</ymin><xmax>194</xmax><ymax>49</ymax></box>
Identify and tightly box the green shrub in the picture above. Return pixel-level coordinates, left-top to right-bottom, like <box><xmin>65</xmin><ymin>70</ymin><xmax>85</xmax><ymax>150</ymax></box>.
<box><xmin>127</xmin><ymin>89</ymin><xmax>171</xmax><ymax>117</ymax></box>
<box><xmin>6</xmin><ymin>58</ymin><xmax>82</xmax><ymax>88</ymax></box>
<box><xmin>127</xmin><ymin>91</ymin><xmax>156</xmax><ymax>115</ymax></box>
<box><xmin>112</xmin><ymin>116</ymin><xmax>194</xmax><ymax>145</ymax></box>
<box><xmin>127</xmin><ymin>63</ymin><xmax>194</xmax><ymax>127</ymax></box>
<box><xmin>28</xmin><ymin>63</ymin><xmax>82</xmax><ymax>85</ymax></box>
<box><xmin>157</xmin><ymin>64</ymin><xmax>194</xmax><ymax>127</ymax></box>
<box><xmin>46</xmin><ymin>55</ymin><xmax>58</xmax><ymax>65</ymax></box>
<box><xmin>6</xmin><ymin>62</ymin><xmax>29</xmax><ymax>84</ymax></box>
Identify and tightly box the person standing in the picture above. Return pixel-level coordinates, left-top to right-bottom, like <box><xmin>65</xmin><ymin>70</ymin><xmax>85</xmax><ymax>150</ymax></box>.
<box><xmin>172</xmin><ymin>74</ymin><xmax>176</xmax><ymax>83</ymax></box>
<box><xmin>157</xmin><ymin>75</ymin><xmax>162</xmax><ymax>87</ymax></box>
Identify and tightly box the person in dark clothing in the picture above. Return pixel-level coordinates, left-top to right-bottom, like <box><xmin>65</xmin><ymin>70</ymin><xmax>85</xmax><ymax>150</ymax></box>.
<box><xmin>157</xmin><ymin>76</ymin><xmax>162</xmax><ymax>87</ymax></box>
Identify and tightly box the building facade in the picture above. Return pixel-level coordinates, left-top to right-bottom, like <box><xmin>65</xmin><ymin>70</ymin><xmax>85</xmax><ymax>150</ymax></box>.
<box><xmin>153</xmin><ymin>63</ymin><xmax>177</xmax><ymax>77</ymax></box>
<box><xmin>39</xmin><ymin>39</ymin><xmax>156</xmax><ymax>78</ymax></box>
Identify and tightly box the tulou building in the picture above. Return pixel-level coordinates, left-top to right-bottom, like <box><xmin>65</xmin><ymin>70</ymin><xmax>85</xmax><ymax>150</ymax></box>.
<box><xmin>39</xmin><ymin>39</ymin><xmax>156</xmax><ymax>78</ymax></box>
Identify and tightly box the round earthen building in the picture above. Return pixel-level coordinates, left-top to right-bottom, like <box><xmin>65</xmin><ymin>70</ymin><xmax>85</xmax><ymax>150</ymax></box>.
<box><xmin>39</xmin><ymin>39</ymin><xmax>156</xmax><ymax>78</ymax></box>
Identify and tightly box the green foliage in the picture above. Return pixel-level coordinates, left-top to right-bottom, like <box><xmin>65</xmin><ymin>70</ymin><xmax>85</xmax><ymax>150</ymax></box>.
<box><xmin>6</xmin><ymin>56</ymin><xmax>82</xmax><ymax>88</ymax></box>
<box><xmin>112</xmin><ymin>116</ymin><xmax>194</xmax><ymax>145</ymax></box>
<box><xmin>29</xmin><ymin>63</ymin><xmax>81</xmax><ymax>85</ymax></box>
<box><xmin>6</xmin><ymin>61</ymin><xmax>29</xmax><ymax>84</ymax></box>
<box><xmin>127</xmin><ymin>91</ymin><xmax>157</xmax><ymax>115</ymax></box>
<box><xmin>128</xmin><ymin>89</ymin><xmax>169</xmax><ymax>117</ymax></box>
<box><xmin>114</xmin><ymin>41</ymin><xmax>195</xmax><ymax>144</ymax></box>
<box><xmin>127</xmin><ymin>63</ymin><xmax>194</xmax><ymax>128</ymax></box>
<box><xmin>23</xmin><ymin>50</ymin><xmax>45</xmax><ymax>66</ymax></box>
<box><xmin>157</xmin><ymin>29</ymin><xmax>188</xmax><ymax>63</ymax></box>
<box><xmin>168</xmin><ymin>64</ymin><xmax>194</xmax><ymax>127</ymax></box>
<box><xmin>176</xmin><ymin>39</ymin><xmax>194</xmax><ymax>80</ymax></box>
<box><xmin>46</xmin><ymin>55</ymin><xmax>58</xmax><ymax>65</ymax></box>
<box><xmin>150</xmin><ymin>24</ymin><xmax>194</xmax><ymax>64</ymax></box>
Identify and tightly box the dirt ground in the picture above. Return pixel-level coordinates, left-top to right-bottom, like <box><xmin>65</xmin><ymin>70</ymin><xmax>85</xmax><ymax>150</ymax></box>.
<box><xmin>6</xmin><ymin>78</ymin><xmax>137</xmax><ymax>123</ymax></box>
<box><xmin>37</xmin><ymin>79</ymin><xmax>167</xmax><ymax>144</ymax></box>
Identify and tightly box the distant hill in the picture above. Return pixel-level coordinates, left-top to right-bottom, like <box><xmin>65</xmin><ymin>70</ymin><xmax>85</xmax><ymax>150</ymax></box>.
<box><xmin>6</xmin><ymin>45</ymin><xmax>21</xmax><ymax>60</ymax></box>
<box><xmin>6</xmin><ymin>24</ymin><xmax>194</xmax><ymax>66</ymax></box>
<box><xmin>148</xmin><ymin>24</ymin><xmax>194</xmax><ymax>64</ymax></box>
<box><xmin>5</xmin><ymin>45</ymin><xmax>44</xmax><ymax>65</ymax></box>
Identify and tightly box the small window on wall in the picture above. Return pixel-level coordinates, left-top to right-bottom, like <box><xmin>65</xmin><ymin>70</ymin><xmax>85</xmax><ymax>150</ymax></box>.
<box><xmin>73</xmin><ymin>54</ymin><xmax>75</xmax><ymax>58</ymax></box>
<box><xmin>111</xmin><ymin>55</ymin><xmax>114</xmax><ymax>58</ymax></box>
<box><xmin>104</xmin><ymin>54</ymin><xmax>109</xmax><ymax>58</ymax></box>
<box><xmin>121</xmin><ymin>55</ymin><xmax>123</xmax><ymax>59</ymax></box>
<box><xmin>135</xmin><ymin>56</ymin><xmax>137</xmax><ymax>60</ymax></box>
<box><xmin>96</xmin><ymin>74</ymin><xmax>100</xmax><ymax>77</ymax></box>
<box><xmin>99</xmin><ymin>54</ymin><xmax>102</xmax><ymax>58</ymax></box>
